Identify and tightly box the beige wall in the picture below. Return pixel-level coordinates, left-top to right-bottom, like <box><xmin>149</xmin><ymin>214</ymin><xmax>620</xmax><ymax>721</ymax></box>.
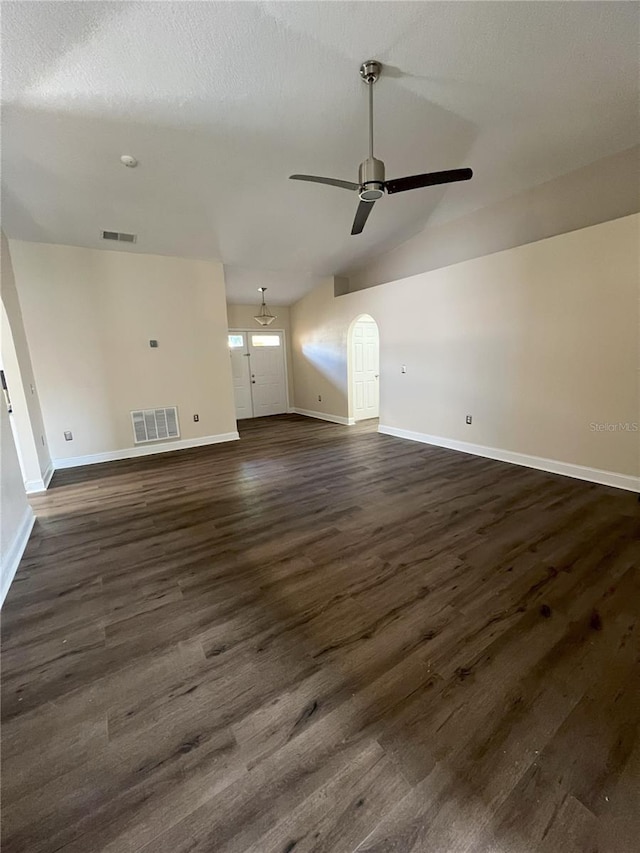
<box><xmin>345</xmin><ymin>146</ymin><xmax>640</xmax><ymax>293</ymax></box>
<box><xmin>10</xmin><ymin>240</ymin><xmax>237</xmax><ymax>462</ymax></box>
<box><xmin>292</xmin><ymin>215</ymin><xmax>639</xmax><ymax>479</ymax></box>
<box><xmin>1</xmin><ymin>402</ymin><xmax>32</xmax><ymax>604</ymax></box>
<box><xmin>1</xmin><ymin>231</ymin><xmax>51</xmax><ymax>486</ymax></box>
<box><xmin>226</xmin><ymin>303</ymin><xmax>294</xmax><ymax>404</ymax></box>
<box><xmin>290</xmin><ymin>278</ymin><xmax>350</xmax><ymax>418</ymax></box>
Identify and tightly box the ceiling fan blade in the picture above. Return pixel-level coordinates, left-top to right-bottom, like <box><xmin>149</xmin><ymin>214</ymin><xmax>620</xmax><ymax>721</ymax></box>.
<box><xmin>351</xmin><ymin>199</ymin><xmax>376</xmax><ymax>235</ymax></box>
<box><xmin>385</xmin><ymin>168</ymin><xmax>473</xmax><ymax>195</ymax></box>
<box><xmin>290</xmin><ymin>175</ymin><xmax>359</xmax><ymax>191</ymax></box>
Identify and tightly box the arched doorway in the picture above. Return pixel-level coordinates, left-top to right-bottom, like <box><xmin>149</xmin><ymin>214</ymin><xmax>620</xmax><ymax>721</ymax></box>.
<box><xmin>348</xmin><ymin>314</ymin><xmax>380</xmax><ymax>422</ymax></box>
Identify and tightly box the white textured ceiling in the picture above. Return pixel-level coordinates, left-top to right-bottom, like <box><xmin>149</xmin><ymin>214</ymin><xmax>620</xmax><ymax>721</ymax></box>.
<box><xmin>223</xmin><ymin>266</ymin><xmax>323</xmax><ymax>307</ymax></box>
<box><xmin>2</xmin><ymin>1</ymin><xmax>639</xmax><ymax>304</ymax></box>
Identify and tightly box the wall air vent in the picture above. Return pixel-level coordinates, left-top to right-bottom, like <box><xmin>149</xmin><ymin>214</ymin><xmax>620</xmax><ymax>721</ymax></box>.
<box><xmin>102</xmin><ymin>230</ymin><xmax>137</xmax><ymax>243</ymax></box>
<box><xmin>131</xmin><ymin>407</ymin><xmax>180</xmax><ymax>443</ymax></box>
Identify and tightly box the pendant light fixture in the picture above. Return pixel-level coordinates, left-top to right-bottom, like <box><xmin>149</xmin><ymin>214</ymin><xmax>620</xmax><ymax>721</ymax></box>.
<box><xmin>254</xmin><ymin>287</ymin><xmax>277</xmax><ymax>326</ymax></box>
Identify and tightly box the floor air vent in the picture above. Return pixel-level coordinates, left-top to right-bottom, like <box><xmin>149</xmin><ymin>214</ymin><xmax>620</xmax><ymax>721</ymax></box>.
<box><xmin>131</xmin><ymin>407</ymin><xmax>180</xmax><ymax>443</ymax></box>
<box><xmin>102</xmin><ymin>230</ymin><xmax>137</xmax><ymax>243</ymax></box>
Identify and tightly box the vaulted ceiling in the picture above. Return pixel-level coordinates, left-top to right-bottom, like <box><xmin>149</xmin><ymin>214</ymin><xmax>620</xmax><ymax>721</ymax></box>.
<box><xmin>3</xmin><ymin>1</ymin><xmax>638</xmax><ymax>303</ymax></box>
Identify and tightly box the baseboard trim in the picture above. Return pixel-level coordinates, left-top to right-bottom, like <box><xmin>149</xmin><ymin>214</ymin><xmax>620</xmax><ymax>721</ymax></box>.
<box><xmin>1</xmin><ymin>506</ymin><xmax>35</xmax><ymax>607</ymax></box>
<box><xmin>25</xmin><ymin>477</ymin><xmax>46</xmax><ymax>494</ymax></box>
<box><xmin>24</xmin><ymin>462</ymin><xmax>54</xmax><ymax>494</ymax></box>
<box><xmin>53</xmin><ymin>432</ymin><xmax>240</xmax><ymax>470</ymax></box>
<box><xmin>42</xmin><ymin>462</ymin><xmax>55</xmax><ymax>489</ymax></box>
<box><xmin>291</xmin><ymin>408</ymin><xmax>355</xmax><ymax>426</ymax></box>
<box><xmin>378</xmin><ymin>425</ymin><xmax>639</xmax><ymax>493</ymax></box>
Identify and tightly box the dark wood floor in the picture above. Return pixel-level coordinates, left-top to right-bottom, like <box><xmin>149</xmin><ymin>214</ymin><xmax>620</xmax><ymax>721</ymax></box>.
<box><xmin>1</xmin><ymin>414</ymin><xmax>638</xmax><ymax>853</ymax></box>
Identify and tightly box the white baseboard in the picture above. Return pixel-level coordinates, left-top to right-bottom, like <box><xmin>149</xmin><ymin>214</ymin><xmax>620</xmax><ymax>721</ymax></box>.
<box><xmin>1</xmin><ymin>506</ymin><xmax>35</xmax><ymax>607</ymax></box>
<box><xmin>378</xmin><ymin>425</ymin><xmax>639</xmax><ymax>493</ymax></box>
<box><xmin>291</xmin><ymin>408</ymin><xmax>355</xmax><ymax>427</ymax></box>
<box><xmin>42</xmin><ymin>462</ymin><xmax>55</xmax><ymax>489</ymax></box>
<box><xmin>53</xmin><ymin>431</ymin><xmax>240</xmax><ymax>470</ymax></box>
<box><xmin>24</xmin><ymin>462</ymin><xmax>54</xmax><ymax>495</ymax></box>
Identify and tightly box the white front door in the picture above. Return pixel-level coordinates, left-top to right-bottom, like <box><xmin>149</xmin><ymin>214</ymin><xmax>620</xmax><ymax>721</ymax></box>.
<box><xmin>352</xmin><ymin>319</ymin><xmax>379</xmax><ymax>421</ymax></box>
<box><xmin>229</xmin><ymin>333</ymin><xmax>253</xmax><ymax>419</ymax></box>
<box><xmin>248</xmin><ymin>332</ymin><xmax>287</xmax><ymax>417</ymax></box>
<box><xmin>228</xmin><ymin>331</ymin><xmax>288</xmax><ymax>419</ymax></box>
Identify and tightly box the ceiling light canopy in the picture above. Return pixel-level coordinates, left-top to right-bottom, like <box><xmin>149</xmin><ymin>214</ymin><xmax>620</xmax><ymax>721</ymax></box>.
<box><xmin>254</xmin><ymin>287</ymin><xmax>277</xmax><ymax>326</ymax></box>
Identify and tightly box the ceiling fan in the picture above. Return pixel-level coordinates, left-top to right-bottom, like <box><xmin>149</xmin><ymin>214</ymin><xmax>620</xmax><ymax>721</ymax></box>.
<box><xmin>290</xmin><ymin>60</ymin><xmax>473</xmax><ymax>235</ymax></box>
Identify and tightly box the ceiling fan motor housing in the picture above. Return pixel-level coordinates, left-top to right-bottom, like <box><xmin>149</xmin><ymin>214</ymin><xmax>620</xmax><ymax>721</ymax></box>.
<box><xmin>359</xmin><ymin>157</ymin><xmax>385</xmax><ymax>201</ymax></box>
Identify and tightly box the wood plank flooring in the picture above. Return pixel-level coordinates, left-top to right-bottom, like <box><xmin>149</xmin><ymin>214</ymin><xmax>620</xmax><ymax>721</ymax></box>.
<box><xmin>1</xmin><ymin>414</ymin><xmax>638</xmax><ymax>853</ymax></box>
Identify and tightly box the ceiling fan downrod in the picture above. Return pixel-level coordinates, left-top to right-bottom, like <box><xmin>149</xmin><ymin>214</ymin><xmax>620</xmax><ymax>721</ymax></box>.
<box><xmin>358</xmin><ymin>60</ymin><xmax>385</xmax><ymax>202</ymax></box>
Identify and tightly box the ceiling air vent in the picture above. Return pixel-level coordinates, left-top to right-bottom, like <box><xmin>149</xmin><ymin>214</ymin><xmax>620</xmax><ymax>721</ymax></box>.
<box><xmin>131</xmin><ymin>407</ymin><xmax>180</xmax><ymax>444</ymax></box>
<box><xmin>102</xmin><ymin>230</ymin><xmax>137</xmax><ymax>243</ymax></box>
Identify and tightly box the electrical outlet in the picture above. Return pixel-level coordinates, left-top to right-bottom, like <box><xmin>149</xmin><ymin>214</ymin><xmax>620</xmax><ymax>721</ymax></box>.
<box><xmin>149</xmin><ymin>339</ymin><xmax>158</xmax><ymax>348</ymax></box>
<box><xmin>318</xmin><ymin>395</ymin><xmax>322</xmax><ymax>402</ymax></box>
<box><xmin>193</xmin><ymin>414</ymin><xmax>199</xmax><ymax>422</ymax></box>
<box><xmin>64</xmin><ymin>430</ymin><xmax>73</xmax><ymax>441</ymax></box>
<box><xmin>466</xmin><ymin>415</ymin><xmax>472</xmax><ymax>425</ymax></box>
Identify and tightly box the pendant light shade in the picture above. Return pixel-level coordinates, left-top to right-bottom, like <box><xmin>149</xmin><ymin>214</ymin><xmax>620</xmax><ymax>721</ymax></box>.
<box><xmin>254</xmin><ymin>287</ymin><xmax>277</xmax><ymax>326</ymax></box>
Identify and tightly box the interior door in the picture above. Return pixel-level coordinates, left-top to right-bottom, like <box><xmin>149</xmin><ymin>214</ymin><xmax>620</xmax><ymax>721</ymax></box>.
<box><xmin>352</xmin><ymin>319</ymin><xmax>379</xmax><ymax>420</ymax></box>
<box><xmin>228</xmin><ymin>333</ymin><xmax>253</xmax><ymax>419</ymax></box>
<box><xmin>248</xmin><ymin>332</ymin><xmax>287</xmax><ymax>417</ymax></box>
